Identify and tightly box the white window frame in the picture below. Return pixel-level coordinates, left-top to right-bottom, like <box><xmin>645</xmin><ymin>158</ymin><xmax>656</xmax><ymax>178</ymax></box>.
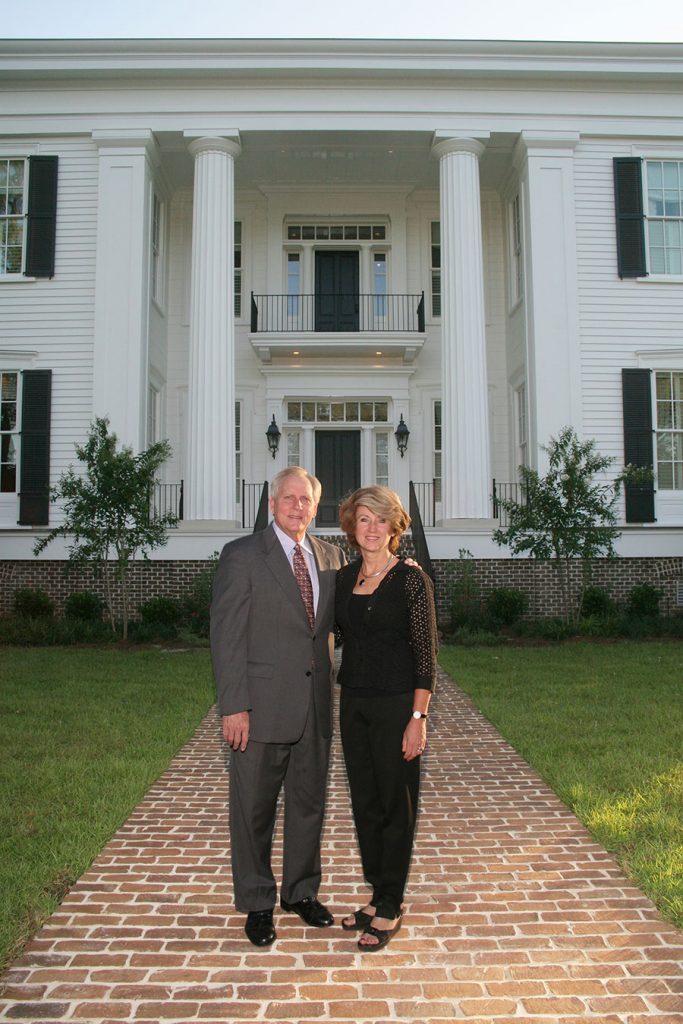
<box><xmin>0</xmin><ymin>158</ymin><xmax>27</xmax><ymax>277</ymax></box>
<box><xmin>234</xmin><ymin>220</ymin><xmax>243</xmax><ymax>319</ymax></box>
<box><xmin>654</xmin><ymin>369</ymin><xmax>683</xmax><ymax>491</ymax></box>
<box><xmin>430</xmin><ymin>221</ymin><xmax>441</xmax><ymax>319</ymax></box>
<box><xmin>515</xmin><ymin>383</ymin><xmax>528</xmax><ymax>473</ymax></box>
<box><xmin>509</xmin><ymin>193</ymin><xmax>524</xmax><ymax>308</ymax></box>
<box><xmin>644</xmin><ymin>159</ymin><xmax>683</xmax><ymax>277</ymax></box>
<box><xmin>433</xmin><ymin>399</ymin><xmax>442</xmax><ymax>503</ymax></box>
<box><xmin>375</xmin><ymin>431</ymin><xmax>389</xmax><ymax>487</ymax></box>
<box><xmin>0</xmin><ymin>369</ymin><xmax>20</xmax><ymax>495</ymax></box>
<box><xmin>150</xmin><ymin>192</ymin><xmax>165</xmax><ymax>307</ymax></box>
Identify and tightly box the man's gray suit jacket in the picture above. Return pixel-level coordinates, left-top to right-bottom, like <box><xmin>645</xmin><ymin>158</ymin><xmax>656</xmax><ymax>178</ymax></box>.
<box><xmin>210</xmin><ymin>523</ymin><xmax>346</xmax><ymax>743</ymax></box>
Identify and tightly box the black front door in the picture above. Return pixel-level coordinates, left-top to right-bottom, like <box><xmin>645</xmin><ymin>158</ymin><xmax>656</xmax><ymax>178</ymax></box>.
<box><xmin>315</xmin><ymin>250</ymin><xmax>359</xmax><ymax>332</ymax></box>
<box><xmin>315</xmin><ymin>431</ymin><xmax>360</xmax><ymax>527</ymax></box>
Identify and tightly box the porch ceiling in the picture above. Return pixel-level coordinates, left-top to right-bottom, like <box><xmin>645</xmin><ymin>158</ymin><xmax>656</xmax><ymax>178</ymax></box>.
<box><xmin>157</xmin><ymin>130</ymin><xmax>516</xmax><ymax>191</ymax></box>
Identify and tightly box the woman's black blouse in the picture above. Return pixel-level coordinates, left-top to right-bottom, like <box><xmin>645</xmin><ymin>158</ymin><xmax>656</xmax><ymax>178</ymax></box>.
<box><xmin>335</xmin><ymin>559</ymin><xmax>438</xmax><ymax>694</ymax></box>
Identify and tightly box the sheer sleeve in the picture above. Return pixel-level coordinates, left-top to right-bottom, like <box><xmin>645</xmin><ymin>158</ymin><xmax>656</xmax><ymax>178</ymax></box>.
<box><xmin>405</xmin><ymin>568</ymin><xmax>438</xmax><ymax>691</ymax></box>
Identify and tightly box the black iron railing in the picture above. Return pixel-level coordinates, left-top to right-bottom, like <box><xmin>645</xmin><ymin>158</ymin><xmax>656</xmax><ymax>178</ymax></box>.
<box><xmin>150</xmin><ymin>480</ymin><xmax>183</xmax><ymax>525</ymax></box>
<box><xmin>410</xmin><ymin>480</ymin><xmax>436</xmax><ymax>529</ymax></box>
<box><xmin>408</xmin><ymin>481</ymin><xmax>434</xmax><ymax>582</ymax></box>
<box><xmin>251</xmin><ymin>292</ymin><xmax>425</xmax><ymax>333</ymax></box>
<box><xmin>491</xmin><ymin>479</ymin><xmax>527</xmax><ymax>526</ymax></box>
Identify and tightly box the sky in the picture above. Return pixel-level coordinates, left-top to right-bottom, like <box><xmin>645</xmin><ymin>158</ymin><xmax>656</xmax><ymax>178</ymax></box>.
<box><xmin>3</xmin><ymin>0</ymin><xmax>683</xmax><ymax>44</ymax></box>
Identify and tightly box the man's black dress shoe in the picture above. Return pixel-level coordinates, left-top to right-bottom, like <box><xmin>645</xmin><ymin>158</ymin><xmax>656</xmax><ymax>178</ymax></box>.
<box><xmin>280</xmin><ymin>896</ymin><xmax>334</xmax><ymax>928</ymax></box>
<box><xmin>245</xmin><ymin>909</ymin><xmax>276</xmax><ymax>947</ymax></box>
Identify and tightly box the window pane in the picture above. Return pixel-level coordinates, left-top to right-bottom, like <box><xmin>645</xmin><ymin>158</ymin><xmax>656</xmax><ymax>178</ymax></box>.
<box><xmin>302</xmin><ymin>402</ymin><xmax>315</xmax><ymax>422</ymax></box>
<box><xmin>360</xmin><ymin>402</ymin><xmax>373</xmax><ymax>422</ymax></box>
<box><xmin>287</xmin><ymin>402</ymin><xmax>301</xmax><ymax>421</ymax></box>
<box><xmin>317</xmin><ymin>402</ymin><xmax>330</xmax><ymax>422</ymax></box>
<box><xmin>344</xmin><ymin>402</ymin><xmax>358</xmax><ymax>421</ymax></box>
<box><xmin>331</xmin><ymin>403</ymin><xmax>345</xmax><ymax>422</ymax></box>
<box><xmin>647</xmin><ymin>162</ymin><xmax>662</xmax><ymax>188</ymax></box>
<box><xmin>374</xmin><ymin>402</ymin><xmax>388</xmax><ymax>422</ymax></box>
<box><xmin>658</xmin><ymin>401</ymin><xmax>672</xmax><ymax>428</ymax></box>
<box><xmin>658</xmin><ymin>462</ymin><xmax>673</xmax><ymax>489</ymax></box>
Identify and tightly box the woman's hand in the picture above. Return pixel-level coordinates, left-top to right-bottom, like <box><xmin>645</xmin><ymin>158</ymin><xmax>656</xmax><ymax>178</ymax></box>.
<box><xmin>402</xmin><ymin>717</ymin><xmax>427</xmax><ymax>761</ymax></box>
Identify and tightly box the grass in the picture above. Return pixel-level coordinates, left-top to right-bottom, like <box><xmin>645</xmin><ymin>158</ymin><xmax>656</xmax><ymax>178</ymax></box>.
<box><xmin>0</xmin><ymin>646</ymin><xmax>215</xmax><ymax>972</ymax></box>
<box><xmin>439</xmin><ymin>641</ymin><xmax>683</xmax><ymax>930</ymax></box>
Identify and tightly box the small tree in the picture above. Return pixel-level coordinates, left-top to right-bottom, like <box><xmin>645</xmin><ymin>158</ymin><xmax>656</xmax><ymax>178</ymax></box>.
<box><xmin>493</xmin><ymin>427</ymin><xmax>641</xmax><ymax>624</ymax></box>
<box><xmin>34</xmin><ymin>418</ymin><xmax>177</xmax><ymax>639</ymax></box>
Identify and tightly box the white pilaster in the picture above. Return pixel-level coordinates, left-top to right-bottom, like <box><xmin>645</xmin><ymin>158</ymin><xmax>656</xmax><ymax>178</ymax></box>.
<box><xmin>184</xmin><ymin>133</ymin><xmax>241</xmax><ymax>522</ymax></box>
<box><xmin>92</xmin><ymin>130</ymin><xmax>158</xmax><ymax>450</ymax></box>
<box><xmin>432</xmin><ymin>133</ymin><xmax>491</xmax><ymax>521</ymax></box>
<box><xmin>513</xmin><ymin>132</ymin><xmax>581</xmax><ymax>473</ymax></box>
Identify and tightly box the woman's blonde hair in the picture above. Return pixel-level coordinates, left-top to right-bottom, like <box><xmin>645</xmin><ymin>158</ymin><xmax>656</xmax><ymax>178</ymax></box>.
<box><xmin>339</xmin><ymin>485</ymin><xmax>410</xmax><ymax>554</ymax></box>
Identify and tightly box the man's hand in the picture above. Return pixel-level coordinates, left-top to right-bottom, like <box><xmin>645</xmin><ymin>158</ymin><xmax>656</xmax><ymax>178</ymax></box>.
<box><xmin>223</xmin><ymin>711</ymin><xmax>250</xmax><ymax>752</ymax></box>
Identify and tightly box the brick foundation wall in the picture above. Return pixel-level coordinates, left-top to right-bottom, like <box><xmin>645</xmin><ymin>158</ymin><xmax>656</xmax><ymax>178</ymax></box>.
<box><xmin>2</xmin><ymin>550</ymin><xmax>681</xmax><ymax>623</ymax></box>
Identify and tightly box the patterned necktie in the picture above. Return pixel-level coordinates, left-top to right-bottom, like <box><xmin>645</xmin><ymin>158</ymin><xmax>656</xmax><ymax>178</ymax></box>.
<box><xmin>292</xmin><ymin>543</ymin><xmax>315</xmax><ymax>629</ymax></box>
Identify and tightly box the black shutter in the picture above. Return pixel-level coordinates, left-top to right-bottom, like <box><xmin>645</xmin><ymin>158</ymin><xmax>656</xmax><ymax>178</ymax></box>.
<box><xmin>613</xmin><ymin>158</ymin><xmax>647</xmax><ymax>279</ymax></box>
<box><xmin>621</xmin><ymin>368</ymin><xmax>655</xmax><ymax>523</ymax></box>
<box><xmin>25</xmin><ymin>156</ymin><xmax>58</xmax><ymax>279</ymax></box>
<box><xmin>18</xmin><ymin>369</ymin><xmax>52</xmax><ymax>526</ymax></box>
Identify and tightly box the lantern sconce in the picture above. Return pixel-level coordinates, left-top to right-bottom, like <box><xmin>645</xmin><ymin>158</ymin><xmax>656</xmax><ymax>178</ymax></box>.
<box><xmin>394</xmin><ymin>414</ymin><xmax>410</xmax><ymax>458</ymax></box>
<box><xmin>266</xmin><ymin>414</ymin><xmax>281</xmax><ymax>458</ymax></box>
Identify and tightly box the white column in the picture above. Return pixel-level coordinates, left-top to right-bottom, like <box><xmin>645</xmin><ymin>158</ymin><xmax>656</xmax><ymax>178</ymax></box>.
<box><xmin>513</xmin><ymin>132</ymin><xmax>581</xmax><ymax>473</ymax></box>
<box><xmin>184</xmin><ymin>133</ymin><xmax>241</xmax><ymax>522</ymax></box>
<box><xmin>92</xmin><ymin>130</ymin><xmax>158</xmax><ymax>450</ymax></box>
<box><xmin>432</xmin><ymin>134</ymin><xmax>491</xmax><ymax>520</ymax></box>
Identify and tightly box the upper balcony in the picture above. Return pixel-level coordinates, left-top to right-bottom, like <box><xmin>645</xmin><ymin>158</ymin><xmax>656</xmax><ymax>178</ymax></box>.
<box><xmin>249</xmin><ymin>291</ymin><xmax>426</xmax><ymax>364</ymax></box>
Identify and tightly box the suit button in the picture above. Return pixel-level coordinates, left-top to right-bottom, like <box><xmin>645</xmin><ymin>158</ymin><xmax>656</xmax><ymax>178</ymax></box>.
<box><xmin>305</xmin><ymin>670</ymin><xmax>312</xmax><ymax>677</ymax></box>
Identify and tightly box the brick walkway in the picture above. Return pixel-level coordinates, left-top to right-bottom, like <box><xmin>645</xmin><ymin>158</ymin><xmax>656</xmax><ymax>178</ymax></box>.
<box><xmin>2</xmin><ymin>668</ymin><xmax>682</xmax><ymax>1023</ymax></box>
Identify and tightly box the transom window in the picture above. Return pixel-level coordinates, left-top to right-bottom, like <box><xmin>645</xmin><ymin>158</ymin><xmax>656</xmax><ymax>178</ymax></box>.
<box><xmin>655</xmin><ymin>370</ymin><xmax>683</xmax><ymax>490</ymax></box>
<box><xmin>286</xmin><ymin>223</ymin><xmax>386</xmax><ymax>241</ymax></box>
<box><xmin>646</xmin><ymin>161</ymin><xmax>683</xmax><ymax>275</ymax></box>
<box><xmin>287</xmin><ymin>400</ymin><xmax>388</xmax><ymax>423</ymax></box>
<box><xmin>1</xmin><ymin>372</ymin><xmax>19</xmax><ymax>492</ymax></box>
<box><xmin>0</xmin><ymin>160</ymin><xmax>25</xmax><ymax>275</ymax></box>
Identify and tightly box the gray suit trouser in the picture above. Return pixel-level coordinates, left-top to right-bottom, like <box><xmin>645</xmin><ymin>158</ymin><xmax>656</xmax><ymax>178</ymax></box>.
<box><xmin>229</xmin><ymin>693</ymin><xmax>331</xmax><ymax>912</ymax></box>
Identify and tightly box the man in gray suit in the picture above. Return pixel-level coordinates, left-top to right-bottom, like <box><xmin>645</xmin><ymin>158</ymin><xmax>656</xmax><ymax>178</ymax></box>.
<box><xmin>211</xmin><ymin>466</ymin><xmax>346</xmax><ymax>947</ymax></box>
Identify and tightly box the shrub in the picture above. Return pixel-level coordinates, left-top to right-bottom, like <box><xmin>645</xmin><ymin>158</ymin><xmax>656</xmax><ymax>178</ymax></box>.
<box><xmin>0</xmin><ymin>616</ymin><xmax>112</xmax><ymax>646</ymax></box>
<box><xmin>451</xmin><ymin>626</ymin><xmax>501</xmax><ymax>647</ymax></box>
<box><xmin>138</xmin><ymin>596</ymin><xmax>182</xmax><ymax>627</ymax></box>
<box><xmin>580</xmin><ymin>586</ymin><xmax>616</xmax><ymax>619</ymax></box>
<box><xmin>127</xmin><ymin>619</ymin><xmax>179</xmax><ymax>643</ymax></box>
<box><xmin>485</xmin><ymin>587</ymin><xmax>528</xmax><ymax>626</ymax></box>
<box><xmin>64</xmin><ymin>591</ymin><xmax>104</xmax><ymax>622</ymax></box>
<box><xmin>448</xmin><ymin>550</ymin><xmax>483</xmax><ymax>631</ymax></box>
<box><xmin>13</xmin><ymin>588</ymin><xmax>54</xmax><ymax>619</ymax></box>
<box><xmin>625</xmin><ymin>584</ymin><xmax>661</xmax><ymax>618</ymax></box>
<box><xmin>181</xmin><ymin>554</ymin><xmax>219</xmax><ymax>638</ymax></box>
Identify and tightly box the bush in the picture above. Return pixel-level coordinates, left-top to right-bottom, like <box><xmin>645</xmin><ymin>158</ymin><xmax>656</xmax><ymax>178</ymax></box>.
<box><xmin>0</xmin><ymin>616</ymin><xmax>112</xmax><ymax>646</ymax></box>
<box><xmin>138</xmin><ymin>596</ymin><xmax>182</xmax><ymax>627</ymax></box>
<box><xmin>13</xmin><ymin>588</ymin><xmax>54</xmax><ymax>619</ymax></box>
<box><xmin>485</xmin><ymin>587</ymin><xmax>528</xmax><ymax>626</ymax></box>
<box><xmin>64</xmin><ymin>591</ymin><xmax>104</xmax><ymax>621</ymax></box>
<box><xmin>127</xmin><ymin>619</ymin><xmax>179</xmax><ymax>643</ymax></box>
<box><xmin>448</xmin><ymin>550</ymin><xmax>483</xmax><ymax>631</ymax></box>
<box><xmin>451</xmin><ymin>626</ymin><xmax>501</xmax><ymax>647</ymax></box>
<box><xmin>580</xmin><ymin>586</ymin><xmax>616</xmax><ymax>619</ymax></box>
<box><xmin>181</xmin><ymin>554</ymin><xmax>219</xmax><ymax>638</ymax></box>
<box><xmin>625</xmin><ymin>584</ymin><xmax>662</xmax><ymax>618</ymax></box>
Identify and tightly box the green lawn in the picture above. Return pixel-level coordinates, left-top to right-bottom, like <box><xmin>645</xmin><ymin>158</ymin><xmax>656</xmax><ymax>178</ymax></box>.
<box><xmin>0</xmin><ymin>646</ymin><xmax>215</xmax><ymax>972</ymax></box>
<box><xmin>439</xmin><ymin>641</ymin><xmax>683</xmax><ymax>930</ymax></box>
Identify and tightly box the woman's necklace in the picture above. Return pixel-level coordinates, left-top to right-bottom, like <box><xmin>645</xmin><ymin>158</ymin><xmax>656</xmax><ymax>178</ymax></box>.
<box><xmin>358</xmin><ymin>553</ymin><xmax>395</xmax><ymax>586</ymax></box>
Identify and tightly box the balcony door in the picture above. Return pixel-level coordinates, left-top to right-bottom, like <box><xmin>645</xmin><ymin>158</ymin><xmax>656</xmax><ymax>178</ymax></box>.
<box><xmin>315</xmin><ymin>430</ymin><xmax>360</xmax><ymax>527</ymax></box>
<box><xmin>315</xmin><ymin>251</ymin><xmax>359</xmax><ymax>332</ymax></box>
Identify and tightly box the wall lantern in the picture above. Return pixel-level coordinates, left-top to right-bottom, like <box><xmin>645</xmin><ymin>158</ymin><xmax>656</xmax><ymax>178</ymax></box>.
<box><xmin>394</xmin><ymin>414</ymin><xmax>410</xmax><ymax>458</ymax></box>
<box><xmin>266</xmin><ymin>414</ymin><xmax>281</xmax><ymax>458</ymax></box>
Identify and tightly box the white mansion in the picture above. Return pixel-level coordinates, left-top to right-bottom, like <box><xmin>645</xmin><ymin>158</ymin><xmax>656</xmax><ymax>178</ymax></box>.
<box><xmin>1</xmin><ymin>38</ymin><xmax>682</xmax><ymax>599</ymax></box>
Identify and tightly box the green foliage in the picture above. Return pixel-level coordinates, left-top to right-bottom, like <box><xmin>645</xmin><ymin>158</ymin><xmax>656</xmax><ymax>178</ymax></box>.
<box><xmin>626</xmin><ymin>583</ymin><xmax>662</xmax><ymax>618</ymax></box>
<box><xmin>33</xmin><ymin>418</ymin><xmax>176</xmax><ymax>640</ymax></box>
<box><xmin>451</xmin><ymin>626</ymin><xmax>501</xmax><ymax>646</ymax></box>
<box><xmin>139</xmin><ymin>596</ymin><xmax>182</xmax><ymax>627</ymax></box>
<box><xmin>485</xmin><ymin>587</ymin><xmax>528</xmax><ymax>626</ymax></box>
<box><xmin>181</xmin><ymin>553</ymin><xmax>219</xmax><ymax>638</ymax></box>
<box><xmin>64</xmin><ymin>591</ymin><xmax>104</xmax><ymax>622</ymax></box>
<box><xmin>448</xmin><ymin>548</ymin><xmax>483</xmax><ymax>631</ymax></box>
<box><xmin>493</xmin><ymin>427</ymin><xmax>624</xmax><ymax>624</ymax></box>
<box><xmin>580</xmin><ymin>585</ymin><xmax>616</xmax><ymax>619</ymax></box>
<box><xmin>0</xmin><ymin>616</ymin><xmax>113</xmax><ymax>645</ymax></box>
<box><xmin>12</xmin><ymin>587</ymin><xmax>54</xmax><ymax>619</ymax></box>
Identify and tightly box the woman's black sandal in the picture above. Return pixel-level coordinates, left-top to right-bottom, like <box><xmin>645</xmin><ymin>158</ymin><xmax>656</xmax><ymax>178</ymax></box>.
<box><xmin>357</xmin><ymin>914</ymin><xmax>403</xmax><ymax>951</ymax></box>
<box><xmin>341</xmin><ymin>908</ymin><xmax>374</xmax><ymax>931</ymax></box>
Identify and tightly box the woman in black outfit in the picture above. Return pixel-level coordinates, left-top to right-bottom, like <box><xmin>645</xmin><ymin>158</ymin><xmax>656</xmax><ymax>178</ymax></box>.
<box><xmin>335</xmin><ymin>485</ymin><xmax>437</xmax><ymax>951</ymax></box>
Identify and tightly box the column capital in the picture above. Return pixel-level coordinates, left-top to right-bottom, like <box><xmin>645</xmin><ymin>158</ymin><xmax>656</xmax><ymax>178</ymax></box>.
<box><xmin>431</xmin><ymin>131</ymin><xmax>489</xmax><ymax>161</ymax></box>
<box><xmin>512</xmin><ymin>130</ymin><xmax>581</xmax><ymax>168</ymax></box>
<box><xmin>184</xmin><ymin>132</ymin><xmax>242</xmax><ymax>160</ymax></box>
<box><xmin>91</xmin><ymin>128</ymin><xmax>161</xmax><ymax>165</ymax></box>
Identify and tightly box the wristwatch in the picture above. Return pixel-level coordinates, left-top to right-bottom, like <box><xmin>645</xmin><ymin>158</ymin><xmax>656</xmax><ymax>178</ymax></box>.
<box><xmin>412</xmin><ymin>710</ymin><xmax>427</xmax><ymax>719</ymax></box>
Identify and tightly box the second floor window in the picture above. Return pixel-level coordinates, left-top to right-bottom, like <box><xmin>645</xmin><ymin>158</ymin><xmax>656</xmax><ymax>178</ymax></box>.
<box><xmin>234</xmin><ymin>221</ymin><xmax>242</xmax><ymax>318</ymax></box>
<box><xmin>0</xmin><ymin>160</ymin><xmax>25</xmax><ymax>275</ymax></box>
<box><xmin>1</xmin><ymin>371</ymin><xmax>19</xmax><ymax>493</ymax></box>
<box><xmin>646</xmin><ymin>161</ymin><xmax>683</xmax><ymax>276</ymax></box>
<box><xmin>430</xmin><ymin>222</ymin><xmax>441</xmax><ymax>318</ymax></box>
<box><xmin>433</xmin><ymin>400</ymin><xmax>442</xmax><ymax>502</ymax></box>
